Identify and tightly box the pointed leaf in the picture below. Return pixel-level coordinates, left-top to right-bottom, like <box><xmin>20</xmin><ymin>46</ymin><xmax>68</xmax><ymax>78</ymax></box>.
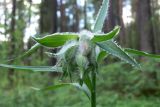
<box><xmin>55</xmin><ymin>40</ymin><xmax>78</xmax><ymax>56</ymax></box>
<box><xmin>20</xmin><ymin>43</ymin><xmax>41</xmax><ymax>58</ymax></box>
<box><xmin>0</xmin><ymin>64</ymin><xmax>62</xmax><ymax>72</ymax></box>
<box><xmin>83</xmin><ymin>74</ymin><xmax>92</xmax><ymax>92</ymax></box>
<box><xmin>38</xmin><ymin>83</ymin><xmax>91</xmax><ymax>99</ymax></box>
<box><xmin>6</xmin><ymin>43</ymin><xmax>41</xmax><ymax>62</ymax></box>
<box><xmin>124</xmin><ymin>48</ymin><xmax>160</xmax><ymax>58</ymax></box>
<box><xmin>96</xmin><ymin>41</ymin><xmax>140</xmax><ymax>68</ymax></box>
<box><xmin>97</xmin><ymin>51</ymin><xmax>108</xmax><ymax>62</ymax></box>
<box><xmin>73</xmin><ymin>83</ymin><xmax>91</xmax><ymax>99</ymax></box>
<box><xmin>93</xmin><ymin>0</ymin><xmax>110</xmax><ymax>32</ymax></box>
<box><xmin>41</xmin><ymin>83</ymin><xmax>71</xmax><ymax>91</ymax></box>
<box><xmin>33</xmin><ymin>33</ymin><xmax>79</xmax><ymax>48</ymax></box>
<box><xmin>92</xmin><ymin>26</ymin><xmax>120</xmax><ymax>42</ymax></box>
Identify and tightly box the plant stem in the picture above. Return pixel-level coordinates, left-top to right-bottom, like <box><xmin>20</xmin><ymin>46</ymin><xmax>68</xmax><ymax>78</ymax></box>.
<box><xmin>91</xmin><ymin>70</ymin><xmax>96</xmax><ymax>107</ymax></box>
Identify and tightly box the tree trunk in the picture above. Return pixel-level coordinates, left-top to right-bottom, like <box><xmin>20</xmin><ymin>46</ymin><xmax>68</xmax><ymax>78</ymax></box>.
<box><xmin>150</xmin><ymin>0</ymin><xmax>160</xmax><ymax>53</ymax></box>
<box><xmin>84</xmin><ymin>0</ymin><xmax>87</xmax><ymax>29</ymax></box>
<box><xmin>60</xmin><ymin>0</ymin><xmax>67</xmax><ymax>32</ymax></box>
<box><xmin>39</xmin><ymin>0</ymin><xmax>58</xmax><ymax>77</ymax></box>
<box><xmin>8</xmin><ymin>0</ymin><xmax>16</xmax><ymax>83</ymax></box>
<box><xmin>72</xmin><ymin>1</ymin><xmax>79</xmax><ymax>32</ymax></box>
<box><xmin>50</xmin><ymin>0</ymin><xmax>58</xmax><ymax>66</ymax></box>
<box><xmin>4</xmin><ymin>0</ymin><xmax>7</xmax><ymax>37</ymax></box>
<box><xmin>136</xmin><ymin>0</ymin><xmax>155</xmax><ymax>52</ymax></box>
<box><xmin>103</xmin><ymin>0</ymin><xmax>126</xmax><ymax>46</ymax></box>
<box><xmin>40</xmin><ymin>0</ymin><xmax>58</xmax><ymax>62</ymax></box>
<box><xmin>136</xmin><ymin>0</ymin><xmax>158</xmax><ymax>94</ymax></box>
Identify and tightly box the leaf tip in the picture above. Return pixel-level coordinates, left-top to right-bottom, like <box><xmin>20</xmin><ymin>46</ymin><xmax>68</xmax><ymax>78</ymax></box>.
<box><xmin>30</xmin><ymin>87</ymin><xmax>41</xmax><ymax>91</ymax></box>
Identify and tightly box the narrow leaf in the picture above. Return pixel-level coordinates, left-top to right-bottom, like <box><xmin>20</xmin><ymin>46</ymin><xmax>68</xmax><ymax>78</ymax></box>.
<box><xmin>83</xmin><ymin>75</ymin><xmax>92</xmax><ymax>92</ymax></box>
<box><xmin>0</xmin><ymin>64</ymin><xmax>62</xmax><ymax>72</ymax></box>
<box><xmin>92</xmin><ymin>26</ymin><xmax>120</xmax><ymax>42</ymax></box>
<box><xmin>39</xmin><ymin>83</ymin><xmax>91</xmax><ymax>99</ymax></box>
<box><xmin>20</xmin><ymin>43</ymin><xmax>41</xmax><ymax>58</ymax></box>
<box><xmin>124</xmin><ymin>48</ymin><xmax>160</xmax><ymax>58</ymax></box>
<box><xmin>33</xmin><ymin>33</ymin><xmax>79</xmax><ymax>48</ymax></box>
<box><xmin>73</xmin><ymin>83</ymin><xmax>91</xmax><ymax>99</ymax></box>
<box><xmin>55</xmin><ymin>40</ymin><xmax>77</xmax><ymax>56</ymax></box>
<box><xmin>96</xmin><ymin>41</ymin><xmax>140</xmax><ymax>68</ymax></box>
<box><xmin>93</xmin><ymin>0</ymin><xmax>110</xmax><ymax>32</ymax></box>
<box><xmin>42</xmin><ymin>83</ymin><xmax>71</xmax><ymax>90</ymax></box>
<box><xmin>6</xmin><ymin>43</ymin><xmax>41</xmax><ymax>62</ymax></box>
<box><xmin>97</xmin><ymin>51</ymin><xmax>108</xmax><ymax>62</ymax></box>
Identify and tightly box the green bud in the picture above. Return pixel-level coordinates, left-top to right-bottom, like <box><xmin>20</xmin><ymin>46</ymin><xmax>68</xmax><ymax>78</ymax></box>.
<box><xmin>64</xmin><ymin>46</ymin><xmax>77</xmax><ymax>62</ymax></box>
<box><xmin>78</xmin><ymin>40</ymin><xmax>92</xmax><ymax>56</ymax></box>
<box><xmin>79</xmin><ymin>30</ymin><xmax>94</xmax><ymax>41</ymax></box>
<box><xmin>76</xmin><ymin>54</ymin><xmax>89</xmax><ymax>70</ymax></box>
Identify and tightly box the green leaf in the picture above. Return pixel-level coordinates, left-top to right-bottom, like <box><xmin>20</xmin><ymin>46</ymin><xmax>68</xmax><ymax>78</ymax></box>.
<box><xmin>41</xmin><ymin>83</ymin><xmax>71</xmax><ymax>91</ymax></box>
<box><xmin>96</xmin><ymin>51</ymin><xmax>108</xmax><ymax>62</ymax></box>
<box><xmin>38</xmin><ymin>83</ymin><xmax>91</xmax><ymax>99</ymax></box>
<box><xmin>96</xmin><ymin>41</ymin><xmax>140</xmax><ymax>68</ymax></box>
<box><xmin>20</xmin><ymin>43</ymin><xmax>41</xmax><ymax>58</ymax></box>
<box><xmin>0</xmin><ymin>64</ymin><xmax>62</xmax><ymax>72</ymax></box>
<box><xmin>93</xmin><ymin>0</ymin><xmax>110</xmax><ymax>32</ymax></box>
<box><xmin>55</xmin><ymin>40</ymin><xmax>78</xmax><ymax>56</ymax></box>
<box><xmin>33</xmin><ymin>33</ymin><xmax>79</xmax><ymax>48</ymax></box>
<box><xmin>124</xmin><ymin>48</ymin><xmax>160</xmax><ymax>58</ymax></box>
<box><xmin>83</xmin><ymin>74</ymin><xmax>92</xmax><ymax>92</ymax></box>
<box><xmin>73</xmin><ymin>83</ymin><xmax>91</xmax><ymax>99</ymax></box>
<box><xmin>92</xmin><ymin>26</ymin><xmax>120</xmax><ymax>42</ymax></box>
<box><xmin>6</xmin><ymin>43</ymin><xmax>41</xmax><ymax>62</ymax></box>
<box><xmin>95</xmin><ymin>46</ymin><xmax>108</xmax><ymax>63</ymax></box>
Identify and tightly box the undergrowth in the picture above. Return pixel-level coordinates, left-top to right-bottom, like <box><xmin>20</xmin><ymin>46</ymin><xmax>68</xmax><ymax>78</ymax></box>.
<box><xmin>0</xmin><ymin>59</ymin><xmax>160</xmax><ymax>107</ymax></box>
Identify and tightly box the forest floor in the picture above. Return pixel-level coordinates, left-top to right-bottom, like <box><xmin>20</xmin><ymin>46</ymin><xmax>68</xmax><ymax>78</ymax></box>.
<box><xmin>0</xmin><ymin>60</ymin><xmax>160</xmax><ymax>107</ymax></box>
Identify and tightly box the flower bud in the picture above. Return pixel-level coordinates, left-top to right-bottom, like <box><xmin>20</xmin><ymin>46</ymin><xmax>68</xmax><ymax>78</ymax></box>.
<box><xmin>78</xmin><ymin>40</ymin><xmax>91</xmax><ymax>56</ymax></box>
<box><xmin>79</xmin><ymin>30</ymin><xmax>94</xmax><ymax>41</ymax></box>
<box><xmin>76</xmin><ymin>54</ymin><xmax>89</xmax><ymax>70</ymax></box>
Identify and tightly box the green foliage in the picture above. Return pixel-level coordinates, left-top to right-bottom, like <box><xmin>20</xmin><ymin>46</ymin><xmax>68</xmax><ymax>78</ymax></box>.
<box><xmin>96</xmin><ymin>41</ymin><xmax>139</xmax><ymax>68</ymax></box>
<box><xmin>96</xmin><ymin>50</ymin><xmax>108</xmax><ymax>63</ymax></box>
<box><xmin>0</xmin><ymin>0</ymin><xmax>160</xmax><ymax>107</ymax></box>
<box><xmin>91</xmin><ymin>26</ymin><xmax>120</xmax><ymax>42</ymax></box>
<box><xmin>0</xmin><ymin>60</ymin><xmax>160</xmax><ymax>107</ymax></box>
<box><xmin>125</xmin><ymin>48</ymin><xmax>160</xmax><ymax>58</ymax></box>
<box><xmin>33</xmin><ymin>33</ymin><xmax>79</xmax><ymax>48</ymax></box>
<box><xmin>20</xmin><ymin>43</ymin><xmax>41</xmax><ymax>58</ymax></box>
<box><xmin>0</xmin><ymin>64</ymin><xmax>62</xmax><ymax>72</ymax></box>
<box><xmin>93</xmin><ymin>0</ymin><xmax>110</xmax><ymax>32</ymax></box>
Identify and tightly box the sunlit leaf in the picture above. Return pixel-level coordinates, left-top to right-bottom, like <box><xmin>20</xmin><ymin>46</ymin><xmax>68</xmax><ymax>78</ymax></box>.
<box><xmin>96</xmin><ymin>41</ymin><xmax>140</xmax><ymax>68</ymax></box>
<box><xmin>92</xmin><ymin>26</ymin><xmax>120</xmax><ymax>42</ymax></box>
<box><xmin>124</xmin><ymin>48</ymin><xmax>160</xmax><ymax>58</ymax></box>
<box><xmin>93</xmin><ymin>0</ymin><xmax>110</xmax><ymax>32</ymax></box>
<box><xmin>0</xmin><ymin>64</ymin><xmax>62</xmax><ymax>72</ymax></box>
<box><xmin>33</xmin><ymin>33</ymin><xmax>79</xmax><ymax>48</ymax></box>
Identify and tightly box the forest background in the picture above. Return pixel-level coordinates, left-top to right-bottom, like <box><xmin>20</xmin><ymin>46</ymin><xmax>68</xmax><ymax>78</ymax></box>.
<box><xmin>0</xmin><ymin>0</ymin><xmax>160</xmax><ymax>106</ymax></box>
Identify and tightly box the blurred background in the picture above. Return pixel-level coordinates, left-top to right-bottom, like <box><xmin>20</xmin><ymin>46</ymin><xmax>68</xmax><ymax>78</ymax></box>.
<box><xmin>0</xmin><ymin>0</ymin><xmax>160</xmax><ymax>106</ymax></box>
